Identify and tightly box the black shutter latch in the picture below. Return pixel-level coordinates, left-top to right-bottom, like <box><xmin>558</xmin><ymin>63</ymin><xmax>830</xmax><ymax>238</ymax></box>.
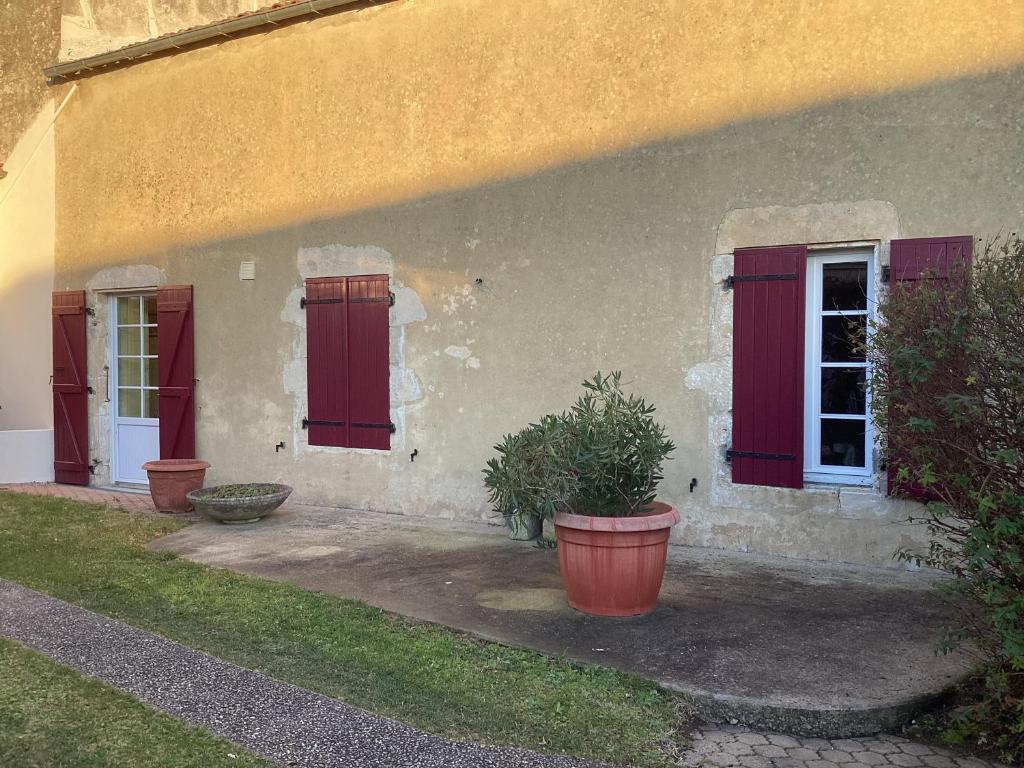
<box><xmin>724</xmin><ymin>273</ymin><xmax>798</xmax><ymax>289</ymax></box>
<box><xmin>726</xmin><ymin>449</ymin><xmax>796</xmax><ymax>462</ymax></box>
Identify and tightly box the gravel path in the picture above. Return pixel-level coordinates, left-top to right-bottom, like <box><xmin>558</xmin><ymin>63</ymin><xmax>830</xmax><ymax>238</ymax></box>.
<box><xmin>0</xmin><ymin>578</ymin><xmax>1008</xmax><ymax>768</ymax></box>
<box><xmin>0</xmin><ymin>579</ymin><xmax>602</xmax><ymax>768</ymax></box>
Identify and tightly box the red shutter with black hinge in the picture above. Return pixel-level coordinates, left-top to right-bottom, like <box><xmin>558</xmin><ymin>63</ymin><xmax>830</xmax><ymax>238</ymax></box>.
<box><xmin>52</xmin><ymin>290</ymin><xmax>89</xmax><ymax>485</ymax></box>
<box><xmin>890</xmin><ymin>235</ymin><xmax>973</xmax><ymax>282</ymax></box>
<box><xmin>157</xmin><ymin>285</ymin><xmax>196</xmax><ymax>459</ymax></box>
<box><xmin>346</xmin><ymin>275</ymin><xmax>391</xmax><ymax>450</ymax></box>
<box><xmin>730</xmin><ymin>246</ymin><xmax>807</xmax><ymax>488</ymax></box>
<box><xmin>305</xmin><ymin>277</ymin><xmax>349</xmax><ymax>447</ymax></box>
<box><xmin>886</xmin><ymin>236</ymin><xmax>973</xmax><ymax>499</ymax></box>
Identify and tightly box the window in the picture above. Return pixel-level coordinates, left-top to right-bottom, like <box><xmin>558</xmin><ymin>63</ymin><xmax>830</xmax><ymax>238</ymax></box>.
<box><xmin>728</xmin><ymin>236</ymin><xmax>971</xmax><ymax>492</ymax></box>
<box><xmin>304</xmin><ymin>275</ymin><xmax>392</xmax><ymax>450</ymax></box>
<box><xmin>803</xmin><ymin>250</ymin><xmax>873</xmax><ymax>485</ymax></box>
<box><xmin>115</xmin><ymin>295</ymin><xmax>159</xmax><ymax>419</ymax></box>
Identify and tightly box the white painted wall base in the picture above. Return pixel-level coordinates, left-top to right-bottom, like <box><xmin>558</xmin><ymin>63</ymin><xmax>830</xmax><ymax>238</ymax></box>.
<box><xmin>0</xmin><ymin>430</ymin><xmax>54</xmax><ymax>483</ymax></box>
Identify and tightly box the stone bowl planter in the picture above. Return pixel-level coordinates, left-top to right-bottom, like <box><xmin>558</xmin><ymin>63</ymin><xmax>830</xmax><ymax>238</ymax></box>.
<box><xmin>143</xmin><ymin>459</ymin><xmax>211</xmax><ymax>513</ymax></box>
<box><xmin>186</xmin><ymin>483</ymin><xmax>292</xmax><ymax>525</ymax></box>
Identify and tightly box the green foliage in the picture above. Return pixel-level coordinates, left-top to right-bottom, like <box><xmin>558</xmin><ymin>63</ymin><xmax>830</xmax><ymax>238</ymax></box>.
<box><xmin>0</xmin><ymin>491</ymin><xmax>688</xmax><ymax>767</ymax></box>
<box><xmin>868</xmin><ymin>234</ymin><xmax>1024</xmax><ymax>763</ymax></box>
<box><xmin>483</xmin><ymin>371</ymin><xmax>675</xmax><ymax>519</ymax></box>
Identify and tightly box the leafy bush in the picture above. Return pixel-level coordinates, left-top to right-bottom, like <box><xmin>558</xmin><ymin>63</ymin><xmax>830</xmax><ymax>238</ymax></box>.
<box><xmin>868</xmin><ymin>234</ymin><xmax>1024</xmax><ymax>763</ymax></box>
<box><xmin>483</xmin><ymin>372</ymin><xmax>674</xmax><ymax>520</ymax></box>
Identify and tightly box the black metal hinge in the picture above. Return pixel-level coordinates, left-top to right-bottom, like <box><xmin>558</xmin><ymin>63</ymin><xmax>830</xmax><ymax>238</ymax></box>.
<box><xmin>724</xmin><ymin>273</ymin><xmax>798</xmax><ymax>289</ymax></box>
<box><xmin>301</xmin><ymin>292</ymin><xmax>394</xmax><ymax>308</ymax></box>
<box><xmin>300</xmin><ymin>297</ymin><xmax>343</xmax><ymax>309</ymax></box>
<box><xmin>303</xmin><ymin>418</ymin><xmax>395</xmax><ymax>434</ymax></box>
<box><xmin>302</xmin><ymin>418</ymin><xmax>345</xmax><ymax>428</ymax></box>
<box><xmin>726</xmin><ymin>449</ymin><xmax>796</xmax><ymax>462</ymax></box>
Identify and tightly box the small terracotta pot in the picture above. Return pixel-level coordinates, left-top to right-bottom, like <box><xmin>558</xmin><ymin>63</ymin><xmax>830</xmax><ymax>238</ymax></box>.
<box><xmin>142</xmin><ymin>459</ymin><xmax>211</xmax><ymax>513</ymax></box>
<box><xmin>554</xmin><ymin>502</ymin><xmax>680</xmax><ymax>617</ymax></box>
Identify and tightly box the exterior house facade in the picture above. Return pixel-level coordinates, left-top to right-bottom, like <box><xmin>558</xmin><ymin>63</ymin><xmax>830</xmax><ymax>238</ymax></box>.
<box><xmin>13</xmin><ymin>0</ymin><xmax>1024</xmax><ymax>565</ymax></box>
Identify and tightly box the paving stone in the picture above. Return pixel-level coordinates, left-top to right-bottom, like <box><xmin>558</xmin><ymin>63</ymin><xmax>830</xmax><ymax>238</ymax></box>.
<box><xmin>769</xmin><ymin>735</ymin><xmax>804</xmax><ymax>749</ymax></box>
<box><xmin>808</xmin><ymin>761</ymin><xmax>839</xmax><ymax>768</ymax></box>
<box><xmin>789</xmin><ymin>748</ymin><xmax>824</xmax><ymax>761</ymax></box>
<box><xmin>900</xmin><ymin>744</ymin><xmax>936</xmax><ymax>757</ymax></box>
<box><xmin>868</xmin><ymin>742</ymin><xmax>904</xmax><ymax>755</ymax></box>
<box><xmin>752</xmin><ymin>744</ymin><xmax>789</xmax><ymax>758</ymax></box>
<box><xmin>736</xmin><ymin>733</ymin><xmax>770</xmax><ymax>746</ymax></box>
<box><xmin>721</xmin><ymin>742</ymin><xmax>755</xmax><ymax>757</ymax></box>
<box><xmin>804</xmin><ymin>739</ymin><xmax>833</xmax><ymax>750</ymax></box>
<box><xmin>703</xmin><ymin>731</ymin><xmax>739</xmax><ymax>743</ymax></box>
<box><xmin>832</xmin><ymin>741</ymin><xmax>867</xmax><ymax>753</ymax></box>
<box><xmin>955</xmin><ymin>759</ymin><xmax>992</xmax><ymax>768</ymax></box>
<box><xmin>820</xmin><ymin>750</ymin><xmax>855</xmax><ymax>763</ymax></box>
<box><xmin>852</xmin><ymin>750</ymin><xmax>889</xmax><ymax>765</ymax></box>
<box><xmin>738</xmin><ymin>756</ymin><xmax>772</xmax><ymax>768</ymax></box>
<box><xmin>888</xmin><ymin>753</ymin><xmax>923</xmax><ymax>767</ymax></box>
<box><xmin>920</xmin><ymin>756</ymin><xmax>956</xmax><ymax>768</ymax></box>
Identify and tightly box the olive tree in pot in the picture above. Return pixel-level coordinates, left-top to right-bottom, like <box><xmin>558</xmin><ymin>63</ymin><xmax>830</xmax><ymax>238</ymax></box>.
<box><xmin>483</xmin><ymin>372</ymin><xmax>677</xmax><ymax>616</ymax></box>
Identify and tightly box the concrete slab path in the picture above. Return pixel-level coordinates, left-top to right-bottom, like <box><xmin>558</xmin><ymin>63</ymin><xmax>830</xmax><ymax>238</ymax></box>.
<box><xmin>151</xmin><ymin>503</ymin><xmax>972</xmax><ymax>737</ymax></box>
<box><xmin>0</xmin><ymin>579</ymin><xmax>601</xmax><ymax>768</ymax></box>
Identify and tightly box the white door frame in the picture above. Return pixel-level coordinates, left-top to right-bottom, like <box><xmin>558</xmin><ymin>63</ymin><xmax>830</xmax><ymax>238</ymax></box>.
<box><xmin>109</xmin><ymin>293</ymin><xmax>160</xmax><ymax>485</ymax></box>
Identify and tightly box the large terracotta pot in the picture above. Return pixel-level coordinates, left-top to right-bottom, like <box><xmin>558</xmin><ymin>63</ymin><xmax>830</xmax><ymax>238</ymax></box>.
<box><xmin>142</xmin><ymin>459</ymin><xmax>210</xmax><ymax>513</ymax></box>
<box><xmin>554</xmin><ymin>502</ymin><xmax>680</xmax><ymax>617</ymax></box>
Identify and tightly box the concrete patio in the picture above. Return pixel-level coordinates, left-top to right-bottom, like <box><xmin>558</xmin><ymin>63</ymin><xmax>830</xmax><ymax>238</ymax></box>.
<box><xmin>150</xmin><ymin>502</ymin><xmax>970</xmax><ymax>738</ymax></box>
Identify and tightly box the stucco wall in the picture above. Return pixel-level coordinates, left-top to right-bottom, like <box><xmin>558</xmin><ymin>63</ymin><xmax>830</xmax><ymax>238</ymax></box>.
<box><xmin>60</xmin><ymin>0</ymin><xmax>267</xmax><ymax>61</ymax></box>
<box><xmin>0</xmin><ymin>103</ymin><xmax>56</xmax><ymax>434</ymax></box>
<box><xmin>49</xmin><ymin>0</ymin><xmax>1024</xmax><ymax>564</ymax></box>
<box><xmin>0</xmin><ymin>1</ymin><xmax>60</xmax><ymax>164</ymax></box>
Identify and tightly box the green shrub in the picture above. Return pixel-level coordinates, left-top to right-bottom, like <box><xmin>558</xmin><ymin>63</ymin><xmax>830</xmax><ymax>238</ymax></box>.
<box><xmin>483</xmin><ymin>371</ymin><xmax>674</xmax><ymax>520</ymax></box>
<box><xmin>868</xmin><ymin>234</ymin><xmax>1024</xmax><ymax>763</ymax></box>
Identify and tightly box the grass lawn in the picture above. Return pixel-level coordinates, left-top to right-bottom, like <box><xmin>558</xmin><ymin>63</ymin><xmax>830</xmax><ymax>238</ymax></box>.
<box><xmin>0</xmin><ymin>637</ymin><xmax>273</xmax><ymax>768</ymax></box>
<box><xmin>0</xmin><ymin>491</ymin><xmax>689</xmax><ymax>767</ymax></box>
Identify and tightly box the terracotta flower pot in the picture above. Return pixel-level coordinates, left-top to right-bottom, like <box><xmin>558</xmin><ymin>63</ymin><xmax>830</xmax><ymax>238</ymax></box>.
<box><xmin>554</xmin><ymin>502</ymin><xmax>680</xmax><ymax>617</ymax></box>
<box><xmin>142</xmin><ymin>459</ymin><xmax>211</xmax><ymax>513</ymax></box>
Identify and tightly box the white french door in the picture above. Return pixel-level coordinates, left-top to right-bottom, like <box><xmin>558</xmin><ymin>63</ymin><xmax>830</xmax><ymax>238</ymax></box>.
<box><xmin>111</xmin><ymin>295</ymin><xmax>160</xmax><ymax>484</ymax></box>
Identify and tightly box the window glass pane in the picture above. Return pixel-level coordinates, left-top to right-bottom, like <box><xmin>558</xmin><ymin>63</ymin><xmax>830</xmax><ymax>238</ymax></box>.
<box><xmin>118</xmin><ymin>388</ymin><xmax>142</xmax><ymax>418</ymax></box>
<box><xmin>143</xmin><ymin>326</ymin><xmax>158</xmax><ymax>356</ymax></box>
<box><xmin>822</xmin><ymin>315</ymin><xmax>866</xmax><ymax>362</ymax></box>
<box><xmin>117</xmin><ymin>297</ymin><xmax>141</xmax><ymax>325</ymax></box>
<box><xmin>822</xmin><ymin>262</ymin><xmax>868</xmax><ymax>311</ymax></box>
<box><xmin>820</xmin><ymin>418</ymin><xmax>866</xmax><ymax>468</ymax></box>
<box><xmin>144</xmin><ymin>389</ymin><xmax>159</xmax><ymax>419</ymax></box>
<box><xmin>144</xmin><ymin>357</ymin><xmax>159</xmax><ymax>388</ymax></box>
<box><xmin>144</xmin><ymin>296</ymin><xmax>158</xmax><ymax>325</ymax></box>
<box><xmin>821</xmin><ymin>368</ymin><xmax>866</xmax><ymax>415</ymax></box>
<box><xmin>117</xmin><ymin>327</ymin><xmax>141</xmax><ymax>356</ymax></box>
<box><xmin>118</xmin><ymin>357</ymin><xmax>141</xmax><ymax>387</ymax></box>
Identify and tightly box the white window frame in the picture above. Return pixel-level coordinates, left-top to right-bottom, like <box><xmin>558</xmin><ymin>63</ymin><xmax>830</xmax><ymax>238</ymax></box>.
<box><xmin>803</xmin><ymin>245</ymin><xmax>877</xmax><ymax>486</ymax></box>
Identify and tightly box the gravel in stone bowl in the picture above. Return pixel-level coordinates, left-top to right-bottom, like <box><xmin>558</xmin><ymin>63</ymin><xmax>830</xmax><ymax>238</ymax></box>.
<box><xmin>186</xmin><ymin>483</ymin><xmax>292</xmax><ymax>524</ymax></box>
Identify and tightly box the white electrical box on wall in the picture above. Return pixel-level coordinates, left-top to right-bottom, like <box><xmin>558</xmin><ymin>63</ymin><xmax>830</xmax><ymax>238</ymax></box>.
<box><xmin>239</xmin><ymin>261</ymin><xmax>256</xmax><ymax>280</ymax></box>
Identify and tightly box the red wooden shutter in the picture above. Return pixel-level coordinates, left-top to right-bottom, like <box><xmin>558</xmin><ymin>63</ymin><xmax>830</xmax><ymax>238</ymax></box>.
<box><xmin>890</xmin><ymin>236</ymin><xmax>973</xmax><ymax>282</ymax></box>
<box><xmin>304</xmin><ymin>275</ymin><xmax>391</xmax><ymax>450</ymax></box>
<box><xmin>156</xmin><ymin>285</ymin><xmax>196</xmax><ymax>459</ymax></box>
<box><xmin>346</xmin><ymin>275</ymin><xmax>391</xmax><ymax>450</ymax></box>
<box><xmin>305</xmin><ymin>277</ymin><xmax>349</xmax><ymax>447</ymax></box>
<box><xmin>886</xmin><ymin>236</ymin><xmax>973</xmax><ymax>499</ymax></box>
<box><xmin>730</xmin><ymin>246</ymin><xmax>807</xmax><ymax>489</ymax></box>
<box><xmin>52</xmin><ymin>291</ymin><xmax>89</xmax><ymax>485</ymax></box>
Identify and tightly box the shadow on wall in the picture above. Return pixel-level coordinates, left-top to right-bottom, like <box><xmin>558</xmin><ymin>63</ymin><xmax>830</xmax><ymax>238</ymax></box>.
<box><xmin>45</xmin><ymin>66</ymin><xmax>1024</xmax><ymax>505</ymax></box>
